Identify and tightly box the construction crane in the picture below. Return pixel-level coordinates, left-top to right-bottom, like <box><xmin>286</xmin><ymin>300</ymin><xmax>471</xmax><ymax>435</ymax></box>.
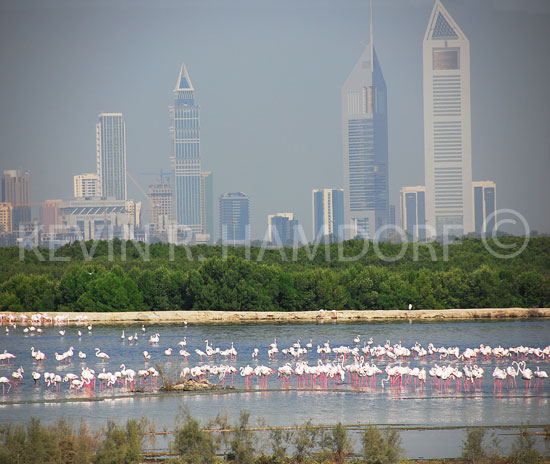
<box><xmin>139</xmin><ymin>170</ymin><xmax>171</xmax><ymax>184</ymax></box>
<box><xmin>125</xmin><ymin>170</ymin><xmax>154</xmax><ymax>212</ymax></box>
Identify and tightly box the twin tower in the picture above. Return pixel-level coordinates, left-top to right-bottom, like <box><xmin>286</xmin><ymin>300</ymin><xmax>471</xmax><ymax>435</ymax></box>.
<box><xmin>174</xmin><ymin>1</ymin><xmax>478</xmax><ymax>241</ymax></box>
<box><xmin>343</xmin><ymin>0</ymin><xmax>477</xmax><ymax>239</ymax></box>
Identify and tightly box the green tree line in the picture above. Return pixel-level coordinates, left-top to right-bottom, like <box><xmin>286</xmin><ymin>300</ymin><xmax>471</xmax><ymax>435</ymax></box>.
<box><xmin>0</xmin><ymin>237</ymin><xmax>549</xmax><ymax>312</ymax></box>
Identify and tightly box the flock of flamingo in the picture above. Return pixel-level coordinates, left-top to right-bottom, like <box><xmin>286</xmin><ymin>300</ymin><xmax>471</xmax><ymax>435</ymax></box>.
<box><xmin>0</xmin><ymin>312</ymin><xmax>549</xmax><ymax>397</ymax></box>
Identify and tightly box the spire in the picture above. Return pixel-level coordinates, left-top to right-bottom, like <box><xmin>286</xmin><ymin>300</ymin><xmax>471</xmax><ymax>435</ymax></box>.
<box><xmin>175</xmin><ymin>63</ymin><xmax>194</xmax><ymax>91</ymax></box>
<box><xmin>424</xmin><ymin>0</ymin><xmax>467</xmax><ymax>42</ymax></box>
<box><xmin>369</xmin><ymin>0</ymin><xmax>373</xmax><ymax>72</ymax></box>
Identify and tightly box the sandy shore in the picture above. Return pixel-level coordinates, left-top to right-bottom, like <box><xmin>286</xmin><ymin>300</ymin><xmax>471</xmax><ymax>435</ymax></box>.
<box><xmin>2</xmin><ymin>308</ymin><xmax>549</xmax><ymax>325</ymax></box>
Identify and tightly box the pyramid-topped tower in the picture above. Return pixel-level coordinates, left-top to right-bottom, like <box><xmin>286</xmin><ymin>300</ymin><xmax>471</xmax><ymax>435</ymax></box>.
<box><xmin>423</xmin><ymin>0</ymin><xmax>473</xmax><ymax>237</ymax></box>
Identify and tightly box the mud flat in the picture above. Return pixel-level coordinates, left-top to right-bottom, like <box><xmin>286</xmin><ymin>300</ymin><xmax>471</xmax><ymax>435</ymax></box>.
<box><xmin>3</xmin><ymin>307</ymin><xmax>549</xmax><ymax>325</ymax></box>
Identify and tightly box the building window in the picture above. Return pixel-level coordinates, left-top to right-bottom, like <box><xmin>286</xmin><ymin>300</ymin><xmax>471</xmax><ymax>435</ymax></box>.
<box><xmin>433</xmin><ymin>49</ymin><xmax>459</xmax><ymax>70</ymax></box>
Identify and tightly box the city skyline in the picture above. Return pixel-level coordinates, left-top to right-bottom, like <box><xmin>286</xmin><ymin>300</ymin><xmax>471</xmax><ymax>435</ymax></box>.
<box><xmin>0</xmin><ymin>0</ymin><xmax>548</xmax><ymax>239</ymax></box>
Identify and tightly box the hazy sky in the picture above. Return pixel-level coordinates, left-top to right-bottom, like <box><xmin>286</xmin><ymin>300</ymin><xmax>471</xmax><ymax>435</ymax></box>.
<box><xmin>1</xmin><ymin>0</ymin><xmax>549</xmax><ymax>239</ymax></box>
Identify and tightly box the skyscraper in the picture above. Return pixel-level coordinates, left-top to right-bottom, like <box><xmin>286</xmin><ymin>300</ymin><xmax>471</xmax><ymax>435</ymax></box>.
<box><xmin>399</xmin><ymin>186</ymin><xmax>426</xmax><ymax>240</ymax></box>
<box><xmin>219</xmin><ymin>192</ymin><xmax>250</xmax><ymax>244</ymax></box>
<box><xmin>267</xmin><ymin>212</ymin><xmax>299</xmax><ymax>245</ymax></box>
<box><xmin>148</xmin><ymin>181</ymin><xmax>173</xmax><ymax>233</ymax></box>
<box><xmin>74</xmin><ymin>173</ymin><xmax>99</xmax><ymax>198</ymax></box>
<box><xmin>472</xmin><ymin>181</ymin><xmax>496</xmax><ymax>234</ymax></box>
<box><xmin>201</xmin><ymin>171</ymin><xmax>214</xmax><ymax>239</ymax></box>
<box><xmin>0</xmin><ymin>203</ymin><xmax>13</xmax><ymax>233</ymax></box>
<box><xmin>170</xmin><ymin>63</ymin><xmax>203</xmax><ymax>235</ymax></box>
<box><xmin>2</xmin><ymin>169</ymin><xmax>31</xmax><ymax>229</ymax></box>
<box><xmin>41</xmin><ymin>199</ymin><xmax>62</xmax><ymax>233</ymax></box>
<box><xmin>342</xmin><ymin>9</ymin><xmax>389</xmax><ymax>240</ymax></box>
<box><xmin>423</xmin><ymin>0</ymin><xmax>473</xmax><ymax>237</ymax></box>
<box><xmin>312</xmin><ymin>188</ymin><xmax>344</xmax><ymax>242</ymax></box>
<box><xmin>96</xmin><ymin>113</ymin><xmax>127</xmax><ymax>201</ymax></box>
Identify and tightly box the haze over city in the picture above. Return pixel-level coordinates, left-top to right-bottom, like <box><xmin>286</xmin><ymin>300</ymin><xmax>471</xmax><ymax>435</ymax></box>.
<box><xmin>0</xmin><ymin>0</ymin><xmax>549</xmax><ymax>240</ymax></box>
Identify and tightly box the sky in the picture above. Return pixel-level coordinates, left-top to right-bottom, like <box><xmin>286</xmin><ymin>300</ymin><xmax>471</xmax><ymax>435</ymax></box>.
<box><xmin>0</xmin><ymin>0</ymin><xmax>549</xmax><ymax>240</ymax></box>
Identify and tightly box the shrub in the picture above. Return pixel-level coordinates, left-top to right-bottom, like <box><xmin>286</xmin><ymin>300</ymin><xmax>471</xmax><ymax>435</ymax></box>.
<box><xmin>171</xmin><ymin>413</ymin><xmax>217</xmax><ymax>464</ymax></box>
<box><xmin>361</xmin><ymin>425</ymin><xmax>404</xmax><ymax>464</ymax></box>
<box><xmin>230</xmin><ymin>411</ymin><xmax>255</xmax><ymax>464</ymax></box>
<box><xmin>509</xmin><ymin>426</ymin><xmax>543</xmax><ymax>464</ymax></box>
<box><xmin>321</xmin><ymin>422</ymin><xmax>354</xmax><ymax>464</ymax></box>
<box><xmin>94</xmin><ymin>419</ymin><xmax>145</xmax><ymax>464</ymax></box>
<box><xmin>461</xmin><ymin>428</ymin><xmax>488</xmax><ymax>464</ymax></box>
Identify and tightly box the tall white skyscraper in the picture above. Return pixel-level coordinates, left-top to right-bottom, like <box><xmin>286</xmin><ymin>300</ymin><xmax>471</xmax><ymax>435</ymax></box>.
<box><xmin>342</xmin><ymin>8</ymin><xmax>389</xmax><ymax>240</ymax></box>
<box><xmin>96</xmin><ymin>113</ymin><xmax>127</xmax><ymax>201</ymax></box>
<box><xmin>423</xmin><ymin>0</ymin><xmax>473</xmax><ymax>237</ymax></box>
<box><xmin>170</xmin><ymin>63</ymin><xmax>203</xmax><ymax>235</ymax></box>
<box><xmin>74</xmin><ymin>173</ymin><xmax>99</xmax><ymax>198</ymax></box>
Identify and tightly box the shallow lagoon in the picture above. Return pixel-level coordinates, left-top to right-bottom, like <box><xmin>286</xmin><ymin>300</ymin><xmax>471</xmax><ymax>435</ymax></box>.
<box><xmin>1</xmin><ymin>319</ymin><xmax>549</xmax><ymax>458</ymax></box>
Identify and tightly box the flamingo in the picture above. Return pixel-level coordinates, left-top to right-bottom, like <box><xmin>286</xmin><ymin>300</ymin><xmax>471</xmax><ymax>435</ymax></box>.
<box><xmin>32</xmin><ymin>371</ymin><xmax>41</xmax><ymax>386</ymax></box>
<box><xmin>121</xmin><ymin>330</ymin><xmax>125</xmax><ymax>340</ymax></box>
<box><xmin>492</xmin><ymin>367</ymin><xmax>507</xmax><ymax>393</ymax></box>
<box><xmin>0</xmin><ymin>377</ymin><xmax>12</xmax><ymax>394</ymax></box>
<box><xmin>164</xmin><ymin>348</ymin><xmax>173</xmax><ymax>359</ymax></box>
<box><xmin>195</xmin><ymin>349</ymin><xmax>206</xmax><ymax>362</ymax></box>
<box><xmin>78</xmin><ymin>351</ymin><xmax>87</xmax><ymax>359</ymax></box>
<box><xmin>0</xmin><ymin>350</ymin><xmax>16</xmax><ymax>365</ymax></box>
<box><xmin>95</xmin><ymin>348</ymin><xmax>110</xmax><ymax>362</ymax></box>
<box><xmin>59</xmin><ymin>330</ymin><xmax>65</xmax><ymax>336</ymax></box>
<box><xmin>534</xmin><ymin>367</ymin><xmax>548</xmax><ymax>389</ymax></box>
<box><xmin>143</xmin><ymin>351</ymin><xmax>151</xmax><ymax>361</ymax></box>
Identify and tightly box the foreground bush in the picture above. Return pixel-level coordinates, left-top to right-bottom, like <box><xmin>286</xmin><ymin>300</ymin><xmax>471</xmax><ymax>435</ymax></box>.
<box><xmin>0</xmin><ymin>418</ymin><xmax>96</xmax><ymax>464</ymax></box>
<box><xmin>361</xmin><ymin>425</ymin><xmax>404</xmax><ymax>464</ymax></box>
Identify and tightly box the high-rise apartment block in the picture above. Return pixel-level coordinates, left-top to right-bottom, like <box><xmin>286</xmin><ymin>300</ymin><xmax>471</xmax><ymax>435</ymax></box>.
<box><xmin>312</xmin><ymin>188</ymin><xmax>344</xmax><ymax>242</ymax></box>
<box><xmin>1</xmin><ymin>169</ymin><xmax>31</xmax><ymax>229</ymax></box>
<box><xmin>148</xmin><ymin>181</ymin><xmax>173</xmax><ymax>233</ymax></box>
<box><xmin>268</xmin><ymin>212</ymin><xmax>299</xmax><ymax>245</ymax></box>
<box><xmin>74</xmin><ymin>173</ymin><xmax>99</xmax><ymax>198</ymax></box>
<box><xmin>0</xmin><ymin>203</ymin><xmax>13</xmax><ymax>233</ymax></box>
<box><xmin>423</xmin><ymin>0</ymin><xmax>473</xmax><ymax>237</ymax></box>
<box><xmin>473</xmin><ymin>181</ymin><xmax>496</xmax><ymax>234</ymax></box>
<box><xmin>342</xmin><ymin>12</ymin><xmax>389</xmax><ymax>240</ymax></box>
<box><xmin>170</xmin><ymin>64</ymin><xmax>203</xmax><ymax>235</ymax></box>
<box><xmin>219</xmin><ymin>192</ymin><xmax>250</xmax><ymax>244</ymax></box>
<box><xmin>400</xmin><ymin>186</ymin><xmax>427</xmax><ymax>240</ymax></box>
<box><xmin>41</xmin><ymin>200</ymin><xmax>62</xmax><ymax>233</ymax></box>
<box><xmin>96</xmin><ymin>113</ymin><xmax>127</xmax><ymax>201</ymax></box>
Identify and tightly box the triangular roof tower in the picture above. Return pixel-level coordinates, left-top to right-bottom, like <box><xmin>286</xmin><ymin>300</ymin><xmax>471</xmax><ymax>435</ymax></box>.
<box><xmin>424</xmin><ymin>0</ymin><xmax>467</xmax><ymax>41</ymax></box>
<box><xmin>175</xmin><ymin>63</ymin><xmax>194</xmax><ymax>91</ymax></box>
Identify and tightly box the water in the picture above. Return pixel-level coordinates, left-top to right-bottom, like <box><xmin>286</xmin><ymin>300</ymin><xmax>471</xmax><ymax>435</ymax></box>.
<box><xmin>0</xmin><ymin>319</ymin><xmax>549</xmax><ymax>458</ymax></box>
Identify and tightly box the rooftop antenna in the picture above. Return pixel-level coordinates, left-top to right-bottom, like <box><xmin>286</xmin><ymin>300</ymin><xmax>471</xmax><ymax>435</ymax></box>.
<box><xmin>370</xmin><ymin>0</ymin><xmax>374</xmax><ymax>72</ymax></box>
